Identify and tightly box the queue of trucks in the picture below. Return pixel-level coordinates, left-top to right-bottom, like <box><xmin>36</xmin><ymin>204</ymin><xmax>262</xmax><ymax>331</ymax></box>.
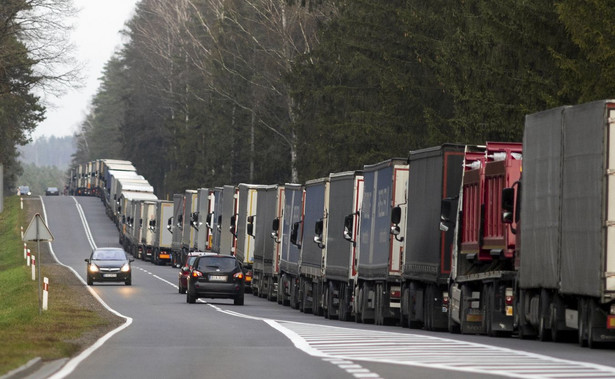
<box><xmin>69</xmin><ymin>100</ymin><xmax>615</xmax><ymax>348</ymax></box>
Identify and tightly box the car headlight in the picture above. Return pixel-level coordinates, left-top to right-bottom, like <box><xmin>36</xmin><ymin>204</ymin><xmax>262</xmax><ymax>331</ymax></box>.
<box><xmin>120</xmin><ymin>263</ymin><xmax>131</xmax><ymax>272</ymax></box>
<box><xmin>88</xmin><ymin>264</ymin><xmax>99</xmax><ymax>273</ymax></box>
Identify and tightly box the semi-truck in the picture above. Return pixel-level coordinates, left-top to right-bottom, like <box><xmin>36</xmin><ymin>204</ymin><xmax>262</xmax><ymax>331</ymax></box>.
<box><xmin>398</xmin><ymin>144</ymin><xmax>466</xmax><ymax>331</ymax></box>
<box><xmin>504</xmin><ymin>100</ymin><xmax>615</xmax><ymax>347</ymax></box>
<box><xmin>299</xmin><ymin>177</ymin><xmax>329</xmax><ymax>315</ymax></box>
<box><xmin>323</xmin><ymin>171</ymin><xmax>364</xmax><ymax>321</ymax></box>
<box><xmin>151</xmin><ymin>200</ymin><xmax>174</xmax><ymax>265</ymax></box>
<box><xmin>355</xmin><ymin>158</ymin><xmax>409</xmax><ymax>325</ymax></box>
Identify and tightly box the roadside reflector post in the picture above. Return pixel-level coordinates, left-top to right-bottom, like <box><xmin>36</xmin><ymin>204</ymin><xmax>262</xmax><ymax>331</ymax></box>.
<box><xmin>23</xmin><ymin>213</ymin><xmax>54</xmax><ymax>315</ymax></box>
<box><xmin>20</xmin><ymin>197</ymin><xmax>23</xmax><ymax>209</ymax></box>
<box><xmin>43</xmin><ymin>277</ymin><xmax>49</xmax><ymax>311</ymax></box>
<box><xmin>32</xmin><ymin>255</ymin><xmax>36</xmax><ymax>281</ymax></box>
<box><xmin>21</xmin><ymin>226</ymin><xmax>23</xmax><ymax>239</ymax></box>
<box><xmin>23</xmin><ymin>243</ymin><xmax>27</xmax><ymax>259</ymax></box>
<box><xmin>27</xmin><ymin>249</ymin><xmax>31</xmax><ymax>266</ymax></box>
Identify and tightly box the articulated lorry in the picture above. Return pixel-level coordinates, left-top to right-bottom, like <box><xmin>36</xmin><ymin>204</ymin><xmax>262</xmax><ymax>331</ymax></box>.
<box><xmin>444</xmin><ymin>142</ymin><xmax>521</xmax><ymax>335</ymax></box>
<box><xmin>356</xmin><ymin>159</ymin><xmax>409</xmax><ymax>325</ymax></box>
<box><xmin>505</xmin><ymin>100</ymin><xmax>615</xmax><ymax>347</ymax></box>
<box><xmin>322</xmin><ymin>171</ymin><xmax>364</xmax><ymax>321</ymax></box>
<box><xmin>398</xmin><ymin>144</ymin><xmax>466</xmax><ymax>331</ymax></box>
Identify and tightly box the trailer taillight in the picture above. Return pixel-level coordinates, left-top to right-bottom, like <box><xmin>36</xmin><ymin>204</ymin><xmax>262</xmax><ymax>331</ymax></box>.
<box><xmin>505</xmin><ymin>288</ymin><xmax>514</xmax><ymax>305</ymax></box>
<box><xmin>608</xmin><ymin>315</ymin><xmax>615</xmax><ymax>330</ymax></box>
<box><xmin>390</xmin><ymin>287</ymin><xmax>401</xmax><ymax>299</ymax></box>
<box><xmin>443</xmin><ymin>292</ymin><xmax>449</xmax><ymax>305</ymax></box>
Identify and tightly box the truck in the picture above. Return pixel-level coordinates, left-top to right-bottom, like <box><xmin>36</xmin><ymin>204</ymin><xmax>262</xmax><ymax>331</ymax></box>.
<box><xmin>254</xmin><ymin>185</ymin><xmax>283</xmax><ymax>300</ymax></box>
<box><xmin>181</xmin><ymin>189</ymin><xmax>199</xmax><ymax>261</ymax></box>
<box><xmin>236</xmin><ymin>184</ymin><xmax>269</xmax><ymax>291</ymax></box>
<box><xmin>504</xmin><ymin>100</ymin><xmax>615</xmax><ymax>347</ymax></box>
<box><xmin>136</xmin><ymin>200</ymin><xmax>158</xmax><ymax>261</ymax></box>
<box><xmin>397</xmin><ymin>145</ymin><xmax>466</xmax><ymax>331</ymax></box>
<box><xmin>299</xmin><ymin>177</ymin><xmax>330</xmax><ymax>315</ymax></box>
<box><xmin>151</xmin><ymin>200</ymin><xmax>174</xmax><ymax>265</ymax></box>
<box><xmin>322</xmin><ymin>171</ymin><xmax>363</xmax><ymax>321</ymax></box>
<box><xmin>355</xmin><ymin>159</ymin><xmax>409</xmax><ymax>325</ymax></box>
<box><xmin>170</xmin><ymin>193</ymin><xmax>185</xmax><ymax>267</ymax></box>
<box><xmin>194</xmin><ymin>188</ymin><xmax>213</xmax><ymax>251</ymax></box>
<box><xmin>442</xmin><ymin>142</ymin><xmax>521</xmax><ymax>335</ymax></box>
<box><xmin>277</xmin><ymin>183</ymin><xmax>304</xmax><ymax>309</ymax></box>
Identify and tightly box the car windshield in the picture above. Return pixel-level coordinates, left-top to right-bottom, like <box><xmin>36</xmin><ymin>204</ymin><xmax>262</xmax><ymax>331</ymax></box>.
<box><xmin>186</xmin><ymin>256</ymin><xmax>199</xmax><ymax>267</ymax></box>
<box><xmin>92</xmin><ymin>249</ymin><xmax>126</xmax><ymax>260</ymax></box>
<box><xmin>197</xmin><ymin>256</ymin><xmax>237</xmax><ymax>272</ymax></box>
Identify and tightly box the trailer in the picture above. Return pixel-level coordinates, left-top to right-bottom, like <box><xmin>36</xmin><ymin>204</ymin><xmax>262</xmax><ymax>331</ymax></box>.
<box><xmin>254</xmin><ymin>185</ymin><xmax>282</xmax><ymax>300</ymax></box>
<box><xmin>194</xmin><ymin>188</ymin><xmax>213</xmax><ymax>251</ymax></box>
<box><xmin>137</xmin><ymin>200</ymin><xmax>158</xmax><ymax>261</ymax></box>
<box><xmin>277</xmin><ymin>183</ymin><xmax>304</xmax><ymax>308</ymax></box>
<box><xmin>322</xmin><ymin>171</ymin><xmax>363</xmax><ymax>321</ymax></box>
<box><xmin>399</xmin><ymin>145</ymin><xmax>466</xmax><ymax>331</ymax></box>
<box><xmin>170</xmin><ymin>193</ymin><xmax>185</xmax><ymax>267</ymax></box>
<box><xmin>151</xmin><ymin>200</ymin><xmax>174</xmax><ymax>265</ymax></box>
<box><xmin>299</xmin><ymin>177</ymin><xmax>330</xmax><ymax>315</ymax></box>
<box><xmin>442</xmin><ymin>143</ymin><xmax>521</xmax><ymax>335</ymax></box>
<box><xmin>505</xmin><ymin>100</ymin><xmax>615</xmax><ymax>347</ymax></box>
<box><xmin>356</xmin><ymin>159</ymin><xmax>409</xmax><ymax>325</ymax></box>
<box><xmin>219</xmin><ymin>185</ymin><xmax>239</xmax><ymax>256</ymax></box>
<box><xmin>181</xmin><ymin>189</ymin><xmax>199</xmax><ymax>261</ymax></box>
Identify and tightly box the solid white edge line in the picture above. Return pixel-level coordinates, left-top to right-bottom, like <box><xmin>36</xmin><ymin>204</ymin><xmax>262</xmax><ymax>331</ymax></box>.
<box><xmin>40</xmin><ymin>197</ymin><xmax>133</xmax><ymax>379</ymax></box>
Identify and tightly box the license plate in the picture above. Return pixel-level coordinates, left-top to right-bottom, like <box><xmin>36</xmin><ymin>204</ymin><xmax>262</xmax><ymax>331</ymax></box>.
<box><xmin>209</xmin><ymin>275</ymin><xmax>227</xmax><ymax>282</ymax></box>
<box><xmin>159</xmin><ymin>254</ymin><xmax>170</xmax><ymax>259</ymax></box>
<box><xmin>103</xmin><ymin>274</ymin><xmax>117</xmax><ymax>278</ymax></box>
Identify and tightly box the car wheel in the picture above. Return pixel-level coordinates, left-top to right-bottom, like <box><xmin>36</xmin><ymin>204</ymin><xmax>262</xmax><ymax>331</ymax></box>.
<box><xmin>87</xmin><ymin>276</ymin><xmax>93</xmax><ymax>286</ymax></box>
<box><xmin>234</xmin><ymin>293</ymin><xmax>244</xmax><ymax>306</ymax></box>
<box><xmin>187</xmin><ymin>290</ymin><xmax>196</xmax><ymax>304</ymax></box>
<box><xmin>125</xmin><ymin>276</ymin><xmax>132</xmax><ymax>286</ymax></box>
<box><xmin>179</xmin><ymin>282</ymin><xmax>186</xmax><ymax>294</ymax></box>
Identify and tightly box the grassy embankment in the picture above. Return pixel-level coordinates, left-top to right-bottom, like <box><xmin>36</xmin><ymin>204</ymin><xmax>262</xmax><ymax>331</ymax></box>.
<box><xmin>0</xmin><ymin>196</ymin><xmax>111</xmax><ymax>375</ymax></box>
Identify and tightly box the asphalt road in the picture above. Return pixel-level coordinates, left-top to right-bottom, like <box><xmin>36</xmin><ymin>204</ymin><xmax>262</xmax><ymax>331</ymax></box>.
<box><xmin>40</xmin><ymin>196</ymin><xmax>615</xmax><ymax>379</ymax></box>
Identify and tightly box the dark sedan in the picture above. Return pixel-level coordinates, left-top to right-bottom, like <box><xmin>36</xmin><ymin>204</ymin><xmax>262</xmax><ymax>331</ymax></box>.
<box><xmin>186</xmin><ymin>254</ymin><xmax>245</xmax><ymax>305</ymax></box>
<box><xmin>45</xmin><ymin>187</ymin><xmax>59</xmax><ymax>196</ymax></box>
<box><xmin>178</xmin><ymin>251</ymin><xmax>208</xmax><ymax>294</ymax></box>
<box><xmin>85</xmin><ymin>247</ymin><xmax>133</xmax><ymax>285</ymax></box>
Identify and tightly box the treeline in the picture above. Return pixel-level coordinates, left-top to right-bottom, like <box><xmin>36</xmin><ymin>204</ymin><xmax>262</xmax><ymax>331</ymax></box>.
<box><xmin>0</xmin><ymin>0</ymin><xmax>77</xmax><ymax>192</ymax></box>
<box><xmin>19</xmin><ymin>136</ymin><xmax>75</xmax><ymax>169</ymax></box>
<box><xmin>73</xmin><ymin>0</ymin><xmax>613</xmax><ymax>198</ymax></box>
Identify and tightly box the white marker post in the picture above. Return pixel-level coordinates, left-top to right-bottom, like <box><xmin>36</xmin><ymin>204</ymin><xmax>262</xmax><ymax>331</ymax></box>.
<box><xmin>31</xmin><ymin>255</ymin><xmax>36</xmax><ymax>280</ymax></box>
<box><xmin>23</xmin><ymin>214</ymin><xmax>54</xmax><ymax>315</ymax></box>
<box><xmin>42</xmin><ymin>277</ymin><xmax>49</xmax><ymax>311</ymax></box>
<box><xmin>23</xmin><ymin>243</ymin><xmax>27</xmax><ymax>259</ymax></box>
<box><xmin>21</xmin><ymin>226</ymin><xmax>23</xmax><ymax>239</ymax></box>
<box><xmin>26</xmin><ymin>249</ymin><xmax>31</xmax><ymax>266</ymax></box>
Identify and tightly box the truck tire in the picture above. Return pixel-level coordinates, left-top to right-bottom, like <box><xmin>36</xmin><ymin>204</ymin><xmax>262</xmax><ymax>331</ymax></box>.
<box><xmin>578</xmin><ymin>298</ymin><xmax>588</xmax><ymax>347</ymax></box>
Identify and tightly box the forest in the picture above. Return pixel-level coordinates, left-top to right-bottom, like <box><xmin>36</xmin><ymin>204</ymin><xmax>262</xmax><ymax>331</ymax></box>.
<box><xmin>2</xmin><ymin>1</ymin><xmax>614</xmax><ymax>198</ymax></box>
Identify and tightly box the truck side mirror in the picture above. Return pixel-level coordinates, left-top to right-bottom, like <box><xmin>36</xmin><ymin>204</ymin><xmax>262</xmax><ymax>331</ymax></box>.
<box><xmin>313</xmin><ymin>220</ymin><xmax>325</xmax><ymax>249</ymax></box>
<box><xmin>247</xmin><ymin>215</ymin><xmax>255</xmax><ymax>237</ymax></box>
<box><xmin>390</xmin><ymin>206</ymin><xmax>404</xmax><ymax>242</ymax></box>
<box><xmin>290</xmin><ymin>221</ymin><xmax>301</xmax><ymax>248</ymax></box>
<box><xmin>501</xmin><ymin>182</ymin><xmax>520</xmax><ymax>234</ymax></box>
<box><xmin>191</xmin><ymin>212</ymin><xmax>199</xmax><ymax>231</ymax></box>
<box><xmin>206</xmin><ymin>212</ymin><xmax>213</xmax><ymax>230</ymax></box>
<box><xmin>167</xmin><ymin>216</ymin><xmax>173</xmax><ymax>233</ymax></box>
<box><xmin>230</xmin><ymin>215</ymin><xmax>237</xmax><ymax>237</ymax></box>
<box><xmin>343</xmin><ymin>213</ymin><xmax>356</xmax><ymax>246</ymax></box>
<box><xmin>271</xmin><ymin>218</ymin><xmax>281</xmax><ymax>243</ymax></box>
<box><xmin>217</xmin><ymin>215</ymin><xmax>222</xmax><ymax>232</ymax></box>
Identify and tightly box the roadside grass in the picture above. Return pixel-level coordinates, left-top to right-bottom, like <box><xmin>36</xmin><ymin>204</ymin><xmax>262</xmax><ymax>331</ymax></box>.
<box><xmin>0</xmin><ymin>196</ymin><xmax>111</xmax><ymax>375</ymax></box>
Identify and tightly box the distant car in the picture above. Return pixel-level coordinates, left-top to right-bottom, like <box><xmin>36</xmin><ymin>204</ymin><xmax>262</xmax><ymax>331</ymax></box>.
<box><xmin>186</xmin><ymin>254</ymin><xmax>245</xmax><ymax>305</ymax></box>
<box><xmin>45</xmin><ymin>187</ymin><xmax>59</xmax><ymax>196</ymax></box>
<box><xmin>18</xmin><ymin>186</ymin><xmax>31</xmax><ymax>196</ymax></box>
<box><xmin>85</xmin><ymin>247</ymin><xmax>133</xmax><ymax>286</ymax></box>
<box><xmin>178</xmin><ymin>251</ymin><xmax>208</xmax><ymax>294</ymax></box>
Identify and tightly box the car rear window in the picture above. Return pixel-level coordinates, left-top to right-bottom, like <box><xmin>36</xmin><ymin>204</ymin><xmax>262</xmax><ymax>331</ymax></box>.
<box><xmin>93</xmin><ymin>250</ymin><xmax>126</xmax><ymax>260</ymax></box>
<box><xmin>196</xmin><ymin>256</ymin><xmax>237</xmax><ymax>272</ymax></box>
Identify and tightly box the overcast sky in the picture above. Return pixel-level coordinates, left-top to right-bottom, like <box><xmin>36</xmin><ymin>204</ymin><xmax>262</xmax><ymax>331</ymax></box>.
<box><xmin>32</xmin><ymin>0</ymin><xmax>139</xmax><ymax>140</ymax></box>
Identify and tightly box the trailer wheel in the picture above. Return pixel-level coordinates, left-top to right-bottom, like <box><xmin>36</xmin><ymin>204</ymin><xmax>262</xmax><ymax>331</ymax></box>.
<box><xmin>578</xmin><ymin>298</ymin><xmax>588</xmax><ymax>347</ymax></box>
<box><xmin>485</xmin><ymin>284</ymin><xmax>494</xmax><ymax>337</ymax></box>
<box><xmin>267</xmin><ymin>276</ymin><xmax>275</xmax><ymax>301</ymax></box>
<box><xmin>339</xmin><ymin>283</ymin><xmax>350</xmax><ymax>322</ymax></box>
<box><xmin>277</xmin><ymin>275</ymin><xmax>285</xmax><ymax>305</ymax></box>
<box><xmin>587</xmin><ymin>299</ymin><xmax>600</xmax><ymax>349</ymax></box>
<box><xmin>375</xmin><ymin>283</ymin><xmax>384</xmax><ymax>326</ymax></box>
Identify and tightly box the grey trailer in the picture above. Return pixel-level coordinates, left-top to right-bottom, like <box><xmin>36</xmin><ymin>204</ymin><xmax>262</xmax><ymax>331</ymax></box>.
<box><xmin>170</xmin><ymin>193</ymin><xmax>185</xmax><ymax>266</ymax></box>
<box><xmin>181</xmin><ymin>190</ymin><xmax>199</xmax><ymax>260</ymax></box>
<box><xmin>137</xmin><ymin>200</ymin><xmax>158</xmax><ymax>262</ymax></box>
<box><xmin>210</xmin><ymin>187</ymin><xmax>224</xmax><ymax>253</ymax></box>
<box><xmin>219</xmin><ymin>185</ymin><xmax>238</xmax><ymax>256</ymax></box>
<box><xmin>278</xmin><ymin>183</ymin><xmax>304</xmax><ymax>308</ymax></box>
<box><xmin>356</xmin><ymin>158</ymin><xmax>409</xmax><ymax>324</ymax></box>
<box><xmin>400</xmin><ymin>144</ymin><xmax>465</xmax><ymax>331</ymax></box>
<box><xmin>298</xmin><ymin>177</ymin><xmax>330</xmax><ymax>315</ymax></box>
<box><xmin>194</xmin><ymin>188</ymin><xmax>213</xmax><ymax>251</ymax></box>
<box><xmin>252</xmin><ymin>185</ymin><xmax>281</xmax><ymax>300</ymax></box>
<box><xmin>151</xmin><ymin>200</ymin><xmax>174</xmax><ymax>265</ymax></box>
<box><xmin>323</xmin><ymin>171</ymin><xmax>364</xmax><ymax>321</ymax></box>
<box><xmin>513</xmin><ymin>100</ymin><xmax>615</xmax><ymax>346</ymax></box>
